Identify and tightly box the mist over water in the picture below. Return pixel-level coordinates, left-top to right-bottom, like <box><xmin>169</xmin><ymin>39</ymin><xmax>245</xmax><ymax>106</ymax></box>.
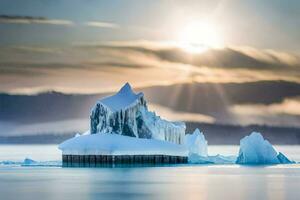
<box><xmin>1</xmin><ymin>145</ymin><xmax>300</xmax><ymax>163</ymax></box>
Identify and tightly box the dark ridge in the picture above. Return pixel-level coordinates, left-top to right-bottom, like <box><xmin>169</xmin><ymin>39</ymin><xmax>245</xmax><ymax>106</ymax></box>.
<box><xmin>1</xmin><ymin>123</ymin><xmax>300</xmax><ymax>144</ymax></box>
<box><xmin>186</xmin><ymin>122</ymin><xmax>300</xmax><ymax>145</ymax></box>
<box><xmin>1</xmin><ymin>80</ymin><xmax>300</xmax><ymax>123</ymax></box>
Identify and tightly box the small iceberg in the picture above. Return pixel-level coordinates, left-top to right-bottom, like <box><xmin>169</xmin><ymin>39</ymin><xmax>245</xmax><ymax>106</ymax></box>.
<box><xmin>23</xmin><ymin>158</ymin><xmax>37</xmax><ymax>165</ymax></box>
<box><xmin>236</xmin><ymin>132</ymin><xmax>295</xmax><ymax>165</ymax></box>
<box><xmin>185</xmin><ymin>129</ymin><xmax>237</xmax><ymax>164</ymax></box>
<box><xmin>185</xmin><ymin>129</ymin><xmax>208</xmax><ymax>157</ymax></box>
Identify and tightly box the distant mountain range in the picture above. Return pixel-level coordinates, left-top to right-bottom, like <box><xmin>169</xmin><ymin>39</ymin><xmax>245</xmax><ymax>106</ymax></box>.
<box><xmin>1</xmin><ymin>80</ymin><xmax>300</xmax><ymax>144</ymax></box>
<box><xmin>1</xmin><ymin>122</ymin><xmax>300</xmax><ymax>145</ymax></box>
<box><xmin>1</xmin><ymin>80</ymin><xmax>300</xmax><ymax>123</ymax></box>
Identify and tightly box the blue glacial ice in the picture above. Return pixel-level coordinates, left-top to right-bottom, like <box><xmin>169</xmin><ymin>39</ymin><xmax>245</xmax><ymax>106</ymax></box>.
<box><xmin>185</xmin><ymin>128</ymin><xmax>208</xmax><ymax>157</ymax></box>
<box><xmin>277</xmin><ymin>152</ymin><xmax>295</xmax><ymax>164</ymax></box>
<box><xmin>185</xmin><ymin>129</ymin><xmax>237</xmax><ymax>164</ymax></box>
<box><xmin>236</xmin><ymin>132</ymin><xmax>295</xmax><ymax>164</ymax></box>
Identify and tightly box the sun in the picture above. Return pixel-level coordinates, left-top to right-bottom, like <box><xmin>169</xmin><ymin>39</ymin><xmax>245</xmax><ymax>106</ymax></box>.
<box><xmin>177</xmin><ymin>20</ymin><xmax>223</xmax><ymax>53</ymax></box>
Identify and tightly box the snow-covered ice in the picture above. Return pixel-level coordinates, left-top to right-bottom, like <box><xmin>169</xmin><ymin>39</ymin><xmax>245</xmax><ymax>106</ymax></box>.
<box><xmin>185</xmin><ymin>128</ymin><xmax>208</xmax><ymax>157</ymax></box>
<box><xmin>236</xmin><ymin>132</ymin><xmax>294</xmax><ymax>164</ymax></box>
<box><xmin>90</xmin><ymin>83</ymin><xmax>185</xmax><ymax>144</ymax></box>
<box><xmin>99</xmin><ymin>82</ymin><xmax>144</xmax><ymax>112</ymax></box>
<box><xmin>59</xmin><ymin>133</ymin><xmax>188</xmax><ymax>156</ymax></box>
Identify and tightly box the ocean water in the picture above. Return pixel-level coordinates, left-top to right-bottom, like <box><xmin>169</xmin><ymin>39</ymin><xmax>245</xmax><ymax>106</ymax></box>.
<box><xmin>0</xmin><ymin>145</ymin><xmax>300</xmax><ymax>200</ymax></box>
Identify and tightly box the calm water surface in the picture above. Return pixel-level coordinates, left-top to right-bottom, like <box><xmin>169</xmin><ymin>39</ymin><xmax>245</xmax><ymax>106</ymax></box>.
<box><xmin>0</xmin><ymin>145</ymin><xmax>300</xmax><ymax>200</ymax></box>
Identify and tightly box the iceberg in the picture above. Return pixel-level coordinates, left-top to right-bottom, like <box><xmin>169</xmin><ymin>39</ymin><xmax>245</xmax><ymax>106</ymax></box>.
<box><xmin>236</xmin><ymin>132</ymin><xmax>294</xmax><ymax>164</ymax></box>
<box><xmin>23</xmin><ymin>158</ymin><xmax>37</xmax><ymax>165</ymax></box>
<box><xmin>185</xmin><ymin>129</ymin><xmax>208</xmax><ymax>157</ymax></box>
<box><xmin>185</xmin><ymin>129</ymin><xmax>237</xmax><ymax>164</ymax></box>
<box><xmin>90</xmin><ymin>83</ymin><xmax>185</xmax><ymax>144</ymax></box>
<box><xmin>59</xmin><ymin>83</ymin><xmax>189</xmax><ymax>166</ymax></box>
<box><xmin>58</xmin><ymin>82</ymin><xmax>296</xmax><ymax>166</ymax></box>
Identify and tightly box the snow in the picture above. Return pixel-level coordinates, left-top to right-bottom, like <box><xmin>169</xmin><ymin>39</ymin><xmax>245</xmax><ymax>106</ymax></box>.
<box><xmin>59</xmin><ymin>133</ymin><xmax>188</xmax><ymax>156</ymax></box>
<box><xmin>236</xmin><ymin>132</ymin><xmax>294</xmax><ymax>164</ymax></box>
<box><xmin>185</xmin><ymin>129</ymin><xmax>208</xmax><ymax>157</ymax></box>
<box><xmin>99</xmin><ymin>82</ymin><xmax>143</xmax><ymax>112</ymax></box>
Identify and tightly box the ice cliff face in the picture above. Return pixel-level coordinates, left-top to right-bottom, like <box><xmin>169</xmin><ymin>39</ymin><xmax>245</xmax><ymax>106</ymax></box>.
<box><xmin>90</xmin><ymin>83</ymin><xmax>185</xmax><ymax>144</ymax></box>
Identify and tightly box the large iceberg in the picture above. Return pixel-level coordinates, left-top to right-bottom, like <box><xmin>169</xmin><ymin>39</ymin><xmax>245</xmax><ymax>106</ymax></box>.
<box><xmin>185</xmin><ymin>129</ymin><xmax>208</xmax><ymax>157</ymax></box>
<box><xmin>90</xmin><ymin>83</ymin><xmax>185</xmax><ymax>144</ymax></box>
<box><xmin>236</xmin><ymin>132</ymin><xmax>294</xmax><ymax>164</ymax></box>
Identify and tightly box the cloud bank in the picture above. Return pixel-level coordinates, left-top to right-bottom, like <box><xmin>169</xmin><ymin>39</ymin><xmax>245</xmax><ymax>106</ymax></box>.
<box><xmin>0</xmin><ymin>15</ymin><xmax>73</xmax><ymax>25</ymax></box>
<box><xmin>0</xmin><ymin>40</ymin><xmax>299</xmax><ymax>94</ymax></box>
<box><xmin>230</xmin><ymin>97</ymin><xmax>300</xmax><ymax>127</ymax></box>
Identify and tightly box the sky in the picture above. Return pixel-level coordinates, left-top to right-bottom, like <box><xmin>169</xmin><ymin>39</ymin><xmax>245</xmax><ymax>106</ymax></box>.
<box><xmin>0</xmin><ymin>0</ymin><xmax>300</xmax><ymax>131</ymax></box>
<box><xmin>0</xmin><ymin>0</ymin><xmax>300</xmax><ymax>93</ymax></box>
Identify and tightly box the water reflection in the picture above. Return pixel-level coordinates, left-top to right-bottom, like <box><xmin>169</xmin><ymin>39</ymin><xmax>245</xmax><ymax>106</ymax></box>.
<box><xmin>1</xmin><ymin>145</ymin><xmax>300</xmax><ymax>200</ymax></box>
<box><xmin>1</xmin><ymin>166</ymin><xmax>300</xmax><ymax>200</ymax></box>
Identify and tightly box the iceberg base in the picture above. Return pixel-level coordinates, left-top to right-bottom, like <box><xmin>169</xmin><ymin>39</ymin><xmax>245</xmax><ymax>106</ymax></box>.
<box><xmin>62</xmin><ymin>154</ymin><xmax>188</xmax><ymax>167</ymax></box>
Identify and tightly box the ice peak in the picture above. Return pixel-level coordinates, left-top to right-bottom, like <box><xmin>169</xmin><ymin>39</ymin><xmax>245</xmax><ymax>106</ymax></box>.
<box><xmin>98</xmin><ymin>82</ymin><xmax>143</xmax><ymax>112</ymax></box>
<box><xmin>118</xmin><ymin>82</ymin><xmax>133</xmax><ymax>95</ymax></box>
<box><xmin>193</xmin><ymin>128</ymin><xmax>201</xmax><ymax>135</ymax></box>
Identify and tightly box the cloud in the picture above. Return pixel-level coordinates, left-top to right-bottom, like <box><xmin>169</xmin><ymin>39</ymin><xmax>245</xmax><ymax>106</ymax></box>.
<box><xmin>0</xmin><ymin>41</ymin><xmax>300</xmax><ymax>94</ymax></box>
<box><xmin>0</xmin><ymin>15</ymin><xmax>73</xmax><ymax>26</ymax></box>
<box><xmin>231</xmin><ymin>97</ymin><xmax>300</xmax><ymax>116</ymax></box>
<box><xmin>76</xmin><ymin>41</ymin><xmax>300</xmax><ymax>83</ymax></box>
<box><xmin>229</xmin><ymin>97</ymin><xmax>300</xmax><ymax>127</ymax></box>
<box><xmin>85</xmin><ymin>21</ymin><xmax>119</xmax><ymax>29</ymax></box>
<box><xmin>86</xmin><ymin>41</ymin><xmax>300</xmax><ymax>69</ymax></box>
